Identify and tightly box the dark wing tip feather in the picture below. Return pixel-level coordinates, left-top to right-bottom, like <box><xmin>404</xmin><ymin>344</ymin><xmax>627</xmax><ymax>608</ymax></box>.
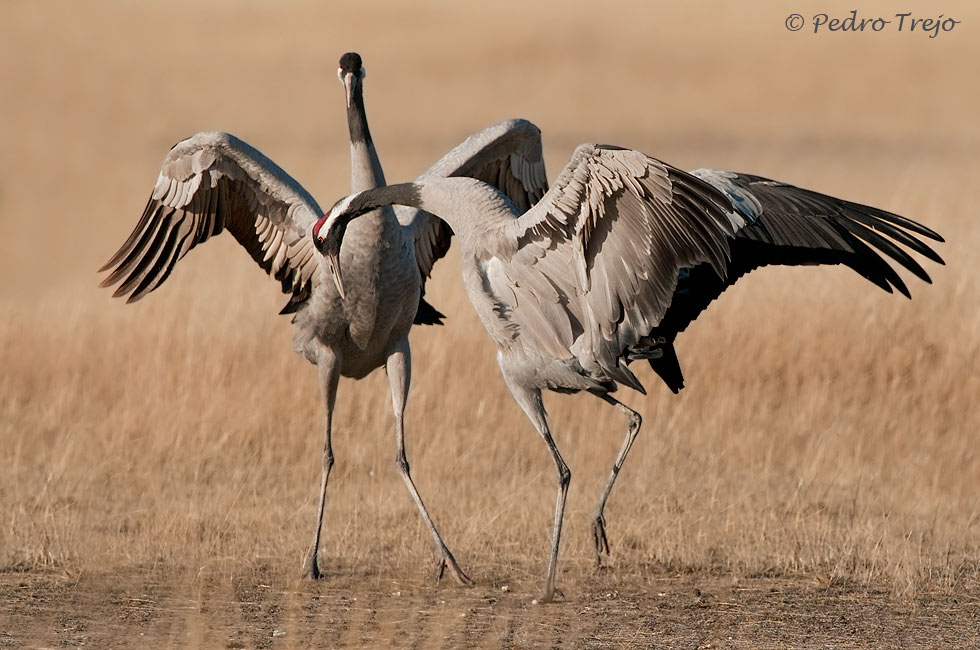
<box><xmin>835</xmin><ymin>218</ymin><xmax>933</xmax><ymax>284</ymax></box>
<box><xmin>99</xmin><ymin>198</ymin><xmax>159</xmax><ymax>273</ymax></box>
<box><xmin>649</xmin><ymin>170</ymin><xmax>944</xmax><ymax>343</ymax></box>
<box><xmin>728</xmin><ymin>172</ymin><xmax>944</xmax><ymax>291</ymax></box>
<box><xmin>99</xmin><ymin>274</ymin><xmax>119</xmax><ymax>289</ymax></box>
<box><xmin>112</xmin><ymin>208</ymin><xmax>175</xmax><ymax>297</ymax></box>
<box><xmin>869</xmin><ymin>207</ymin><xmax>945</xmax><ymax>242</ymax></box>
<box><xmin>846</xmin><ymin>209</ymin><xmax>945</xmax><ymax>265</ymax></box>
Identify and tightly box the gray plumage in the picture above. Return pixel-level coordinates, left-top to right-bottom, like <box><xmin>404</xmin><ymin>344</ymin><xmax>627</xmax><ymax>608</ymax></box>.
<box><xmin>316</xmin><ymin>143</ymin><xmax>944</xmax><ymax>602</ymax></box>
<box><xmin>100</xmin><ymin>53</ymin><xmax>548</xmax><ymax>584</ymax></box>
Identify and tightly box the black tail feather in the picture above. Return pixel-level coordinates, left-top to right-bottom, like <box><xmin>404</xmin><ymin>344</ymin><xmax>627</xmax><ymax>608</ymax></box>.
<box><xmin>414</xmin><ymin>296</ymin><xmax>446</xmax><ymax>326</ymax></box>
<box><xmin>649</xmin><ymin>343</ymin><xmax>685</xmax><ymax>394</ymax></box>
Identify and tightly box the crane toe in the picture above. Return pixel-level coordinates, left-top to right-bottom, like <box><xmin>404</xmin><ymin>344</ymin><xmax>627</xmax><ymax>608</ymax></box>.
<box><xmin>434</xmin><ymin>553</ymin><xmax>474</xmax><ymax>586</ymax></box>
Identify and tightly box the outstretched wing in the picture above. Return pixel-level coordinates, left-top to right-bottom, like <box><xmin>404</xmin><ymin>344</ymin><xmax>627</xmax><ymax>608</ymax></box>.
<box><xmin>488</xmin><ymin>144</ymin><xmax>739</xmax><ymax>392</ymax></box>
<box><xmin>100</xmin><ymin>132</ymin><xmax>322</xmax><ymax>311</ymax></box>
<box><xmin>655</xmin><ymin>169</ymin><xmax>945</xmax><ymax>336</ymax></box>
<box><xmin>639</xmin><ymin>169</ymin><xmax>944</xmax><ymax>393</ymax></box>
<box><xmin>406</xmin><ymin>118</ymin><xmax>549</xmax><ymax>280</ymax></box>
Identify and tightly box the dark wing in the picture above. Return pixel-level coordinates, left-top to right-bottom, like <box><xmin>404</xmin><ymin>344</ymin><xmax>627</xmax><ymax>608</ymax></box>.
<box><xmin>487</xmin><ymin>144</ymin><xmax>739</xmax><ymax>392</ymax></box>
<box><xmin>100</xmin><ymin>132</ymin><xmax>322</xmax><ymax>311</ymax></box>
<box><xmin>663</xmin><ymin>169</ymin><xmax>944</xmax><ymax>331</ymax></box>
<box><xmin>644</xmin><ymin>169</ymin><xmax>945</xmax><ymax>392</ymax></box>
<box><xmin>405</xmin><ymin>118</ymin><xmax>549</xmax><ymax>280</ymax></box>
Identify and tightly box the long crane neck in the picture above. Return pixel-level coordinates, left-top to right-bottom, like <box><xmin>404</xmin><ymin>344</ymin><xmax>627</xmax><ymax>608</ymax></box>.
<box><xmin>346</xmin><ymin>82</ymin><xmax>386</xmax><ymax>192</ymax></box>
<box><xmin>341</xmin><ymin>179</ymin><xmax>521</xmax><ymax>256</ymax></box>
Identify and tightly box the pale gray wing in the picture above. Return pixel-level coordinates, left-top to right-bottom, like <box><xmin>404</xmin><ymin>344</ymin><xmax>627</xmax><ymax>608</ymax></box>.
<box><xmin>101</xmin><ymin>132</ymin><xmax>321</xmax><ymax>308</ymax></box>
<box><xmin>646</xmin><ymin>168</ymin><xmax>946</xmax><ymax>338</ymax></box>
<box><xmin>491</xmin><ymin>144</ymin><xmax>739</xmax><ymax>391</ymax></box>
<box><xmin>406</xmin><ymin>118</ymin><xmax>549</xmax><ymax>280</ymax></box>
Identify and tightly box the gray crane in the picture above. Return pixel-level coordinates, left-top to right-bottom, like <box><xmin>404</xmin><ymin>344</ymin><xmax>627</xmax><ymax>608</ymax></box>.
<box><xmin>314</xmin><ymin>143</ymin><xmax>944</xmax><ymax>602</ymax></box>
<box><xmin>99</xmin><ymin>52</ymin><xmax>548</xmax><ymax>584</ymax></box>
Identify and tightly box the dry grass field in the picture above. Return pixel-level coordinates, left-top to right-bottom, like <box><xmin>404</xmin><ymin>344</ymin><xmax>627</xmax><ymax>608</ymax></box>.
<box><xmin>2</xmin><ymin>1</ymin><xmax>979</xmax><ymax>647</ymax></box>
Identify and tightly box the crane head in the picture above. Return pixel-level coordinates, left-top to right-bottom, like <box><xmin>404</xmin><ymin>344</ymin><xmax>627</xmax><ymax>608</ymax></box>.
<box><xmin>337</xmin><ymin>52</ymin><xmax>366</xmax><ymax>109</ymax></box>
<box><xmin>313</xmin><ymin>198</ymin><xmax>357</xmax><ymax>300</ymax></box>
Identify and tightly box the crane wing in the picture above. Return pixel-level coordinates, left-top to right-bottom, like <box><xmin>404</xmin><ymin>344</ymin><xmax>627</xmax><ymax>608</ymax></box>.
<box><xmin>404</xmin><ymin>118</ymin><xmax>549</xmax><ymax>280</ymax></box>
<box><xmin>635</xmin><ymin>169</ymin><xmax>945</xmax><ymax>392</ymax></box>
<box><xmin>491</xmin><ymin>144</ymin><xmax>739</xmax><ymax>391</ymax></box>
<box><xmin>100</xmin><ymin>132</ymin><xmax>322</xmax><ymax>311</ymax></box>
<box><xmin>654</xmin><ymin>169</ymin><xmax>945</xmax><ymax>336</ymax></box>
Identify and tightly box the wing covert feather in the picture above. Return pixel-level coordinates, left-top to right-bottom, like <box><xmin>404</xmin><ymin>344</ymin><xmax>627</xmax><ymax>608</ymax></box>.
<box><xmin>407</xmin><ymin>119</ymin><xmax>549</xmax><ymax>280</ymax></box>
<box><xmin>491</xmin><ymin>144</ymin><xmax>738</xmax><ymax>384</ymax></box>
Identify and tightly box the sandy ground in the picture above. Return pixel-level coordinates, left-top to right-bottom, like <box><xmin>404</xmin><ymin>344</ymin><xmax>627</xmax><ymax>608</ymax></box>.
<box><xmin>4</xmin><ymin>567</ymin><xmax>980</xmax><ymax>649</ymax></box>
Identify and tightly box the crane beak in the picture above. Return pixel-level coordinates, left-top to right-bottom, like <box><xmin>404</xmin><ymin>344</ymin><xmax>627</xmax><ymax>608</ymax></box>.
<box><xmin>343</xmin><ymin>72</ymin><xmax>354</xmax><ymax>109</ymax></box>
<box><xmin>313</xmin><ymin>212</ymin><xmax>347</xmax><ymax>300</ymax></box>
<box><xmin>327</xmin><ymin>248</ymin><xmax>346</xmax><ymax>299</ymax></box>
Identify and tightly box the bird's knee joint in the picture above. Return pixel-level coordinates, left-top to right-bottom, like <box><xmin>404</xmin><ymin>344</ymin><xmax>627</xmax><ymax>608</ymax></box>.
<box><xmin>395</xmin><ymin>455</ymin><xmax>410</xmax><ymax>475</ymax></box>
<box><xmin>558</xmin><ymin>465</ymin><xmax>571</xmax><ymax>486</ymax></box>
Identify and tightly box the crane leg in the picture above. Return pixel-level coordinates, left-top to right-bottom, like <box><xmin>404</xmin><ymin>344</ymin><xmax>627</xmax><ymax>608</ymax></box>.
<box><xmin>303</xmin><ymin>346</ymin><xmax>342</xmax><ymax>579</ymax></box>
<box><xmin>386</xmin><ymin>338</ymin><xmax>472</xmax><ymax>586</ymax></box>
<box><xmin>505</xmin><ymin>378</ymin><xmax>570</xmax><ymax>604</ymax></box>
<box><xmin>589</xmin><ymin>393</ymin><xmax>642</xmax><ymax>566</ymax></box>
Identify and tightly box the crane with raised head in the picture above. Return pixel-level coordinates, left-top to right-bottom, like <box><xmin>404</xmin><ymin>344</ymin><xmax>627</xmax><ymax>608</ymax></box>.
<box><xmin>100</xmin><ymin>52</ymin><xmax>548</xmax><ymax>584</ymax></box>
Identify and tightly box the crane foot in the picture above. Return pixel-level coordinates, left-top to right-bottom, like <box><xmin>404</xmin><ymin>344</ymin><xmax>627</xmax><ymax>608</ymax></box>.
<box><xmin>302</xmin><ymin>548</ymin><xmax>328</xmax><ymax>580</ymax></box>
<box><xmin>435</xmin><ymin>554</ymin><xmax>473</xmax><ymax>586</ymax></box>
<box><xmin>531</xmin><ymin>586</ymin><xmax>564</xmax><ymax>605</ymax></box>
<box><xmin>302</xmin><ymin>558</ymin><xmax>323</xmax><ymax>580</ymax></box>
<box><xmin>591</xmin><ymin>514</ymin><xmax>611</xmax><ymax>566</ymax></box>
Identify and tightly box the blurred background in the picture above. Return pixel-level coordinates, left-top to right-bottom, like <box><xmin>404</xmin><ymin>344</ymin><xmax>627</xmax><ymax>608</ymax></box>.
<box><xmin>2</xmin><ymin>0</ymin><xmax>977</xmax><ymax>299</ymax></box>
<box><xmin>1</xmin><ymin>0</ymin><xmax>979</xmax><ymax>643</ymax></box>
